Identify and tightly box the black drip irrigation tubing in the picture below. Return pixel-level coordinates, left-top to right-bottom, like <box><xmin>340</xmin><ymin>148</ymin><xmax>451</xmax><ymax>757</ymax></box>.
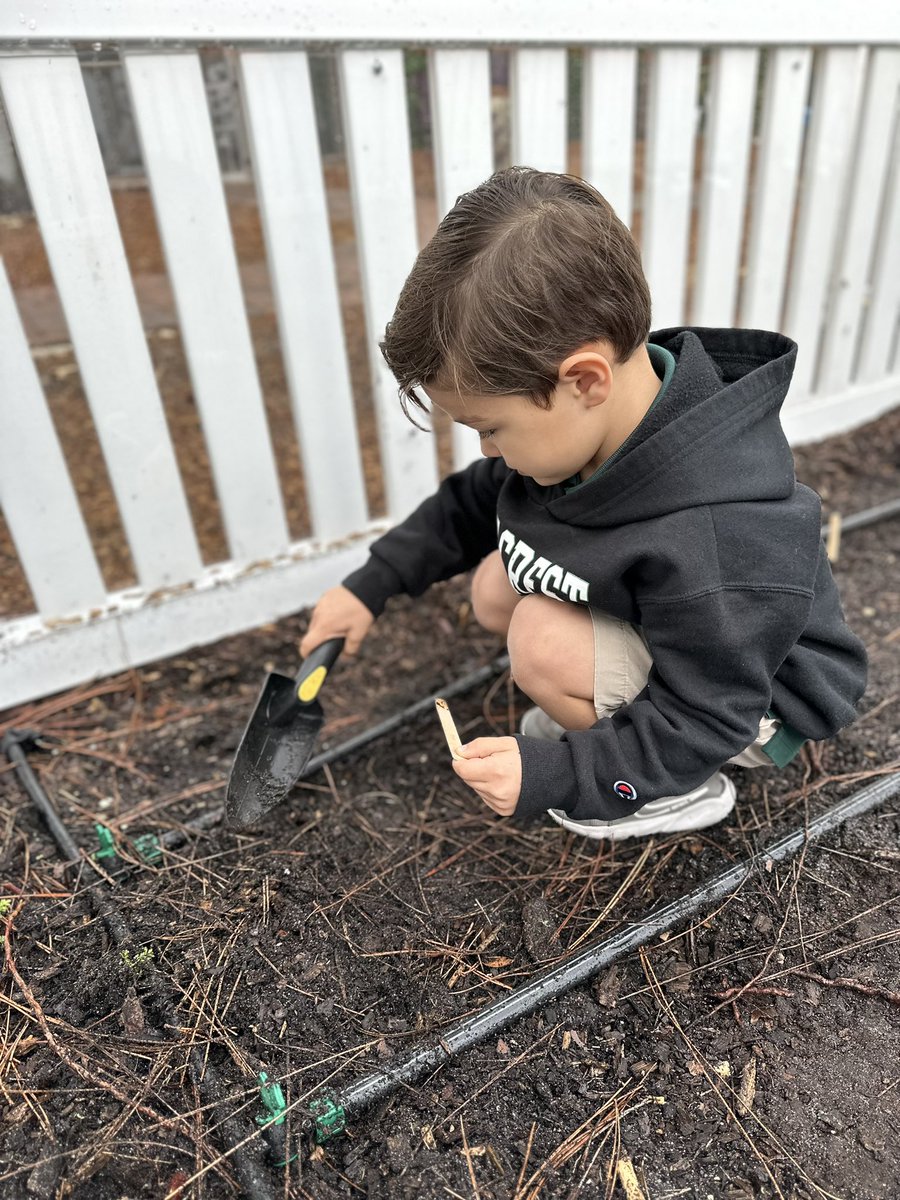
<box><xmin>2</xmin><ymin>730</ymin><xmax>280</xmax><ymax>1200</ymax></box>
<box><xmin>306</xmin><ymin>770</ymin><xmax>900</xmax><ymax>1142</ymax></box>
<box><xmin>823</xmin><ymin>494</ymin><xmax>900</xmax><ymax>536</ymax></box>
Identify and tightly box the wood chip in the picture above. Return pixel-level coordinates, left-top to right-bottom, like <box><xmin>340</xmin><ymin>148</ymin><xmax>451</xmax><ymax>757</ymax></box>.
<box><xmin>120</xmin><ymin>985</ymin><xmax>145</xmax><ymax>1038</ymax></box>
<box><xmin>738</xmin><ymin>1057</ymin><xmax>757</xmax><ymax>1115</ymax></box>
<box><xmin>616</xmin><ymin>1155</ymin><xmax>647</xmax><ymax>1200</ymax></box>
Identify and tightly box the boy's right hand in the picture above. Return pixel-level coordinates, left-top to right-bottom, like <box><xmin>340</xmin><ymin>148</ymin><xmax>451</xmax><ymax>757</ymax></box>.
<box><xmin>299</xmin><ymin>586</ymin><xmax>374</xmax><ymax>658</ymax></box>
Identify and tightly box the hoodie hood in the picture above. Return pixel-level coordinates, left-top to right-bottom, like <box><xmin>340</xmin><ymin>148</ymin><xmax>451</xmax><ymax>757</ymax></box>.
<box><xmin>530</xmin><ymin>327</ymin><xmax>798</xmax><ymax>528</ymax></box>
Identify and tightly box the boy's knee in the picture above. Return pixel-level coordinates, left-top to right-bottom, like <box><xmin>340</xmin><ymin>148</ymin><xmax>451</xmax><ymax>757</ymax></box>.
<box><xmin>471</xmin><ymin>551</ymin><xmax>520</xmax><ymax>635</ymax></box>
<box><xmin>507</xmin><ymin>594</ymin><xmax>563</xmax><ymax>689</ymax></box>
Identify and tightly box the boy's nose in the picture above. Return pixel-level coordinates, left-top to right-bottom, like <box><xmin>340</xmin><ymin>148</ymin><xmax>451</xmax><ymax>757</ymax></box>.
<box><xmin>480</xmin><ymin>441</ymin><xmax>502</xmax><ymax>459</ymax></box>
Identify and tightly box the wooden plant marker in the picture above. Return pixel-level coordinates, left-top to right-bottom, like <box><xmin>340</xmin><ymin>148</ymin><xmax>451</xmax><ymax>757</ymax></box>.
<box><xmin>435</xmin><ymin>698</ymin><xmax>463</xmax><ymax>760</ymax></box>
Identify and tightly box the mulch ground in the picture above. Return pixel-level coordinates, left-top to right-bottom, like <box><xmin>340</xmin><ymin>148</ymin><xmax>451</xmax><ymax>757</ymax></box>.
<box><xmin>0</xmin><ymin>399</ymin><xmax>898</xmax><ymax>1198</ymax></box>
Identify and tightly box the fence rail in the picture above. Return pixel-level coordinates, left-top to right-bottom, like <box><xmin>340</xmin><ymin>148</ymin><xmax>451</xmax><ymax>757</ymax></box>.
<box><xmin>3</xmin><ymin>1</ymin><xmax>900</xmax><ymax>47</ymax></box>
<box><xmin>1</xmin><ymin>3</ymin><xmax>899</xmax><ymax>708</ymax></box>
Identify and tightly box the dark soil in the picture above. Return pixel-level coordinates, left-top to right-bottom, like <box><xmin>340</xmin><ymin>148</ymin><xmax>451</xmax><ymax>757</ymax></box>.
<box><xmin>1</xmin><ymin>408</ymin><xmax>898</xmax><ymax>1200</ymax></box>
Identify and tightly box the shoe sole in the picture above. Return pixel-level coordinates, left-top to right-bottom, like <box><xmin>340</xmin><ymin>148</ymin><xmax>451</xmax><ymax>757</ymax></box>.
<box><xmin>547</xmin><ymin>775</ymin><xmax>736</xmax><ymax>840</ymax></box>
<box><xmin>519</xmin><ymin>708</ymin><xmax>565</xmax><ymax>740</ymax></box>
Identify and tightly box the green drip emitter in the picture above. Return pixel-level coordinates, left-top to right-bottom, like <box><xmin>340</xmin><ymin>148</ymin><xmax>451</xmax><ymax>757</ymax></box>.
<box><xmin>94</xmin><ymin>823</ymin><xmax>161</xmax><ymax>865</ymax></box>
<box><xmin>256</xmin><ymin>1071</ymin><xmax>297</xmax><ymax>1167</ymax></box>
<box><xmin>94</xmin><ymin>824</ymin><xmax>118</xmax><ymax>860</ymax></box>
<box><xmin>309</xmin><ymin>1094</ymin><xmax>346</xmax><ymax>1143</ymax></box>
<box><xmin>256</xmin><ymin>1072</ymin><xmax>287</xmax><ymax>1127</ymax></box>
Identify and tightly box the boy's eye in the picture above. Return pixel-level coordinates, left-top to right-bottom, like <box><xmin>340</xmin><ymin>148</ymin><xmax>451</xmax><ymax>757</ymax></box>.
<box><xmin>478</xmin><ymin>428</ymin><xmax>497</xmax><ymax>440</ymax></box>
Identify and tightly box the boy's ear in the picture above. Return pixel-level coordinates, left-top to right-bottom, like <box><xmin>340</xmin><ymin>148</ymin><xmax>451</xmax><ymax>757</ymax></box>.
<box><xmin>558</xmin><ymin>347</ymin><xmax>614</xmax><ymax>406</ymax></box>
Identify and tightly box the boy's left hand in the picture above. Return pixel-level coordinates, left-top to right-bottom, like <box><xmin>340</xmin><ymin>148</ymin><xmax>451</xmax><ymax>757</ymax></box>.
<box><xmin>452</xmin><ymin>737</ymin><xmax>521</xmax><ymax>816</ymax></box>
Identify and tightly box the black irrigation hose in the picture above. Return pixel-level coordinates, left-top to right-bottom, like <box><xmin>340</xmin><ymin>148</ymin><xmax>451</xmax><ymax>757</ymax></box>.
<box><xmin>1</xmin><ymin>730</ymin><xmax>279</xmax><ymax>1200</ymax></box>
<box><xmin>304</xmin><ymin>653</ymin><xmax>510</xmax><ymax>777</ymax></box>
<box><xmin>822</xmin><ymin>495</ymin><xmax>900</xmax><ymax>536</ymax></box>
<box><xmin>306</xmin><ymin>770</ymin><xmax>900</xmax><ymax>1141</ymax></box>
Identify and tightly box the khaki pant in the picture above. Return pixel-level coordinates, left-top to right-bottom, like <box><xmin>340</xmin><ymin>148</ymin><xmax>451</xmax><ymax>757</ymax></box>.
<box><xmin>590</xmin><ymin>609</ymin><xmax>778</xmax><ymax>768</ymax></box>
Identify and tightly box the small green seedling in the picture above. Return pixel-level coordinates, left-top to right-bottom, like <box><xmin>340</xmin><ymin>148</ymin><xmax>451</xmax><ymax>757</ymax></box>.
<box><xmin>0</xmin><ymin>898</ymin><xmax>12</xmax><ymax>917</ymax></box>
<box><xmin>121</xmin><ymin>946</ymin><xmax>155</xmax><ymax>970</ymax></box>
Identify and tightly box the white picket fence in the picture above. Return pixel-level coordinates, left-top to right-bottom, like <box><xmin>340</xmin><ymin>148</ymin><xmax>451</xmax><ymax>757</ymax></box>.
<box><xmin>1</xmin><ymin>2</ymin><xmax>899</xmax><ymax>709</ymax></box>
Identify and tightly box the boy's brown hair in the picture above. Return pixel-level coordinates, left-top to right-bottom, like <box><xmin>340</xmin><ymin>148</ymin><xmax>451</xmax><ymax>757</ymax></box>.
<box><xmin>380</xmin><ymin>166</ymin><xmax>651</xmax><ymax>416</ymax></box>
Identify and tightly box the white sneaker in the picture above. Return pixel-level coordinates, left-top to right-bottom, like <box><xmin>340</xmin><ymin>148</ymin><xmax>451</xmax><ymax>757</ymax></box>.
<box><xmin>547</xmin><ymin>772</ymin><xmax>736</xmax><ymax>841</ymax></box>
<box><xmin>519</xmin><ymin>706</ymin><xmax>566</xmax><ymax>740</ymax></box>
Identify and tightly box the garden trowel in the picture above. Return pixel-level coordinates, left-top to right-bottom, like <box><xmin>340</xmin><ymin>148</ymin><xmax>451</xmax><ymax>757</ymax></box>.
<box><xmin>226</xmin><ymin>638</ymin><xmax>344</xmax><ymax>829</ymax></box>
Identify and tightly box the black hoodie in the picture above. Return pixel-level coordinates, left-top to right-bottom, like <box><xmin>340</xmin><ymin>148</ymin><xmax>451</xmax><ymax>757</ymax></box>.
<box><xmin>343</xmin><ymin>328</ymin><xmax>868</xmax><ymax>820</ymax></box>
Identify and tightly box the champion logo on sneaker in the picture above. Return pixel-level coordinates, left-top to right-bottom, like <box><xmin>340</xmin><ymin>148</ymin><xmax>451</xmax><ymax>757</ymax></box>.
<box><xmin>614</xmin><ymin>780</ymin><xmax>638</xmax><ymax>802</ymax></box>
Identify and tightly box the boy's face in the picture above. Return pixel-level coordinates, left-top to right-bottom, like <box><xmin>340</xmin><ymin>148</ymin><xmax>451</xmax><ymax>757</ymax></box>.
<box><xmin>425</xmin><ymin>361</ymin><xmax>611</xmax><ymax>486</ymax></box>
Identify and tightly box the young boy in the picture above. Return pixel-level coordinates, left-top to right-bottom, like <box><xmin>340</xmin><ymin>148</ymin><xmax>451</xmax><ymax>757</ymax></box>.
<box><xmin>300</xmin><ymin>167</ymin><xmax>867</xmax><ymax>839</ymax></box>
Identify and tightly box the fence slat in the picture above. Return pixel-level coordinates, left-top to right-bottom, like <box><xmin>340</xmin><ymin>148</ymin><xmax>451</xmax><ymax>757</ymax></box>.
<box><xmin>238</xmin><ymin>50</ymin><xmax>368</xmax><ymax>540</ymax></box>
<box><xmin>856</xmin><ymin>135</ymin><xmax>900</xmax><ymax>383</ymax></box>
<box><xmin>692</xmin><ymin>48</ymin><xmax>758</xmax><ymax>327</ymax></box>
<box><xmin>782</xmin><ymin>48</ymin><xmax>867</xmax><ymax>396</ymax></box>
<box><xmin>123</xmin><ymin>52</ymin><xmax>289</xmax><ymax>560</ymax></box>
<box><xmin>428</xmin><ymin>48</ymin><xmax>494</xmax><ymax>471</ymax></box>
<box><xmin>741</xmin><ymin>47</ymin><xmax>812</xmax><ymax>331</ymax></box>
<box><xmin>0</xmin><ymin>54</ymin><xmax>201</xmax><ymax>590</ymax></box>
<box><xmin>0</xmin><ymin>261</ymin><xmax>106</xmax><ymax>615</ymax></box>
<box><xmin>818</xmin><ymin>49</ymin><xmax>900</xmax><ymax>394</ymax></box>
<box><xmin>582</xmin><ymin>48</ymin><xmax>637</xmax><ymax>228</ymax></box>
<box><xmin>642</xmin><ymin>48</ymin><xmax>701</xmax><ymax>329</ymax></box>
<box><xmin>338</xmin><ymin>48</ymin><xmax>438</xmax><ymax>520</ymax></box>
<box><xmin>510</xmin><ymin>49</ymin><xmax>568</xmax><ymax>174</ymax></box>
<box><xmin>429</xmin><ymin>49</ymin><xmax>494</xmax><ymax>219</ymax></box>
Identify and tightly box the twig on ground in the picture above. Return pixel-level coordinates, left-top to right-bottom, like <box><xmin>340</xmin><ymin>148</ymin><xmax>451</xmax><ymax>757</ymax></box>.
<box><xmin>514</xmin><ymin>1121</ymin><xmax>538</xmax><ymax>1198</ymax></box>
<box><xmin>0</xmin><ymin>677</ymin><xmax>134</xmax><ymax>738</ymax></box>
<box><xmin>701</xmin><ymin>847</ymin><xmax>808</xmax><ymax>1024</ymax></box>
<box><xmin>566</xmin><ymin>841</ymin><xmax>658</xmax><ymax>950</ymax></box>
<box><xmin>515</xmin><ymin>1083</ymin><xmax>642</xmax><ymax>1199</ymax></box>
<box><xmin>460</xmin><ymin>1116</ymin><xmax>483</xmax><ymax>1199</ymax></box>
<box><xmin>711</xmin><ymin>985</ymin><xmax>793</xmax><ymax>1000</ymax></box>
<box><xmin>794</xmin><ymin>968</ymin><xmax>900</xmax><ymax>1006</ymax></box>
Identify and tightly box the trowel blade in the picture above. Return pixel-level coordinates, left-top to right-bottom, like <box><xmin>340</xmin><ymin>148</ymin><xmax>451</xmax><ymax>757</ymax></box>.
<box><xmin>225</xmin><ymin>672</ymin><xmax>323</xmax><ymax>829</ymax></box>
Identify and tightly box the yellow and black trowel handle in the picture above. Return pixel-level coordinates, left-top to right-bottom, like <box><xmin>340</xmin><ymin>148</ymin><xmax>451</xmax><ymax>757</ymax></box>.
<box><xmin>268</xmin><ymin>637</ymin><xmax>344</xmax><ymax>725</ymax></box>
<box><xmin>295</xmin><ymin>637</ymin><xmax>344</xmax><ymax>704</ymax></box>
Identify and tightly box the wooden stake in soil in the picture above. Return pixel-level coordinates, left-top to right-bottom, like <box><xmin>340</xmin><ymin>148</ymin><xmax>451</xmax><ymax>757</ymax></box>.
<box><xmin>435</xmin><ymin>698</ymin><xmax>463</xmax><ymax>760</ymax></box>
<box><xmin>826</xmin><ymin>511</ymin><xmax>842</xmax><ymax>562</ymax></box>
